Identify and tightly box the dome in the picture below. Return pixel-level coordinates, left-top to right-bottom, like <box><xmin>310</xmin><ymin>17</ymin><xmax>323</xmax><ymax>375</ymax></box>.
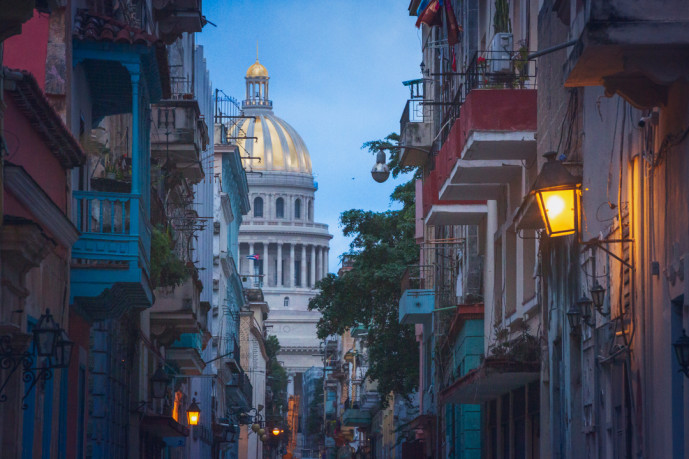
<box><xmin>231</xmin><ymin>113</ymin><xmax>312</xmax><ymax>174</ymax></box>
<box><xmin>246</xmin><ymin>59</ymin><xmax>268</xmax><ymax>78</ymax></box>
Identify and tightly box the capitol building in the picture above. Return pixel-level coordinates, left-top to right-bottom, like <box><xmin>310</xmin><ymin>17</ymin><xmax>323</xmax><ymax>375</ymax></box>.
<box><xmin>233</xmin><ymin>58</ymin><xmax>332</xmax><ymax>396</ymax></box>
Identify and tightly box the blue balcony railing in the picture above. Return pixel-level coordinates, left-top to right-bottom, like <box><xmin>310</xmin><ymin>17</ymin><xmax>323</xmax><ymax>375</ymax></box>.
<box><xmin>70</xmin><ymin>190</ymin><xmax>153</xmax><ymax>319</ymax></box>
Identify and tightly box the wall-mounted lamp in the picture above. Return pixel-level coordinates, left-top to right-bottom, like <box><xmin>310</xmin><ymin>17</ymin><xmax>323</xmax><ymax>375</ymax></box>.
<box><xmin>532</xmin><ymin>152</ymin><xmax>580</xmax><ymax>237</ymax></box>
<box><xmin>150</xmin><ymin>365</ymin><xmax>171</xmax><ymax>399</ymax></box>
<box><xmin>566</xmin><ymin>303</ymin><xmax>582</xmax><ymax>333</ymax></box>
<box><xmin>187</xmin><ymin>398</ymin><xmax>201</xmax><ymax>426</ymax></box>
<box><xmin>673</xmin><ymin>330</ymin><xmax>689</xmax><ymax>378</ymax></box>
<box><xmin>590</xmin><ymin>282</ymin><xmax>608</xmax><ymax>316</ymax></box>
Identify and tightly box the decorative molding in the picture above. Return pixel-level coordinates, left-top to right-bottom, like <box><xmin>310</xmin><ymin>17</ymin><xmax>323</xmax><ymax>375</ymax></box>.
<box><xmin>4</xmin><ymin>164</ymin><xmax>80</xmax><ymax>248</ymax></box>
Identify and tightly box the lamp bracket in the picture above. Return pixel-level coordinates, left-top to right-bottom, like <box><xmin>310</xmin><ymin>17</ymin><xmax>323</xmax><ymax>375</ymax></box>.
<box><xmin>0</xmin><ymin>336</ymin><xmax>55</xmax><ymax>410</ymax></box>
<box><xmin>582</xmin><ymin>239</ymin><xmax>635</xmax><ymax>271</ymax></box>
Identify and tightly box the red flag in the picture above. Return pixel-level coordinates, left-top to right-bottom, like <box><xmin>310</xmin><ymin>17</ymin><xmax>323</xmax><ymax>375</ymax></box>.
<box><xmin>415</xmin><ymin>0</ymin><xmax>442</xmax><ymax>28</ymax></box>
<box><xmin>451</xmin><ymin>47</ymin><xmax>457</xmax><ymax>72</ymax></box>
<box><xmin>445</xmin><ymin>0</ymin><xmax>462</xmax><ymax>46</ymax></box>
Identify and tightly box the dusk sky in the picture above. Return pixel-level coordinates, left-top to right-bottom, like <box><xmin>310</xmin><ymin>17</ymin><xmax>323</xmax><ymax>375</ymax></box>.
<box><xmin>198</xmin><ymin>0</ymin><xmax>421</xmax><ymax>272</ymax></box>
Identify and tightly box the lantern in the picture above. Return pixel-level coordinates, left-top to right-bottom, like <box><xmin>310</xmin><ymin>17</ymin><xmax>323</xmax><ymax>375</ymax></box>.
<box><xmin>52</xmin><ymin>329</ymin><xmax>74</xmax><ymax>369</ymax></box>
<box><xmin>532</xmin><ymin>152</ymin><xmax>580</xmax><ymax>237</ymax></box>
<box><xmin>150</xmin><ymin>365</ymin><xmax>170</xmax><ymax>399</ymax></box>
<box><xmin>251</xmin><ymin>423</ymin><xmax>260</xmax><ymax>433</ymax></box>
<box><xmin>260</xmin><ymin>434</ymin><xmax>267</xmax><ymax>442</ymax></box>
<box><xmin>577</xmin><ymin>295</ymin><xmax>594</xmax><ymax>326</ymax></box>
<box><xmin>258</xmin><ymin>428</ymin><xmax>265</xmax><ymax>436</ymax></box>
<box><xmin>186</xmin><ymin>399</ymin><xmax>201</xmax><ymax>426</ymax></box>
<box><xmin>590</xmin><ymin>282</ymin><xmax>607</xmax><ymax>316</ymax></box>
<box><xmin>33</xmin><ymin>309</ymin><xmax>60</xmax><ymax>357</ymax></box>
<box><xmin>272</xmin><ymin>427</ymin><xmax>280</xmax><ymax>436</ymax></box>
<box><xmin>673</xmin><ymin>329</ymin><xmax>689</xmax><ymax>378</ymax></box>
<box><xmin>566</xmin><ymin>303</ymin><xmax>581</xmax><ymax>332</ymax></box>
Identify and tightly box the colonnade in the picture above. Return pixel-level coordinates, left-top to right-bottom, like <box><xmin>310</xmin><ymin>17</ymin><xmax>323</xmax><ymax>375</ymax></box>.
<box><xmin>241</xmin><ymin>242</ymin><xmax>329</xmax><ymax>288</ymax></box>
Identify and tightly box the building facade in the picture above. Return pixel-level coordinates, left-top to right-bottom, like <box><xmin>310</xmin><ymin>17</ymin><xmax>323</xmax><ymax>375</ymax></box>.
<box><xmin>396</xmin><ymin>0</ymin><xmax>689</xmax><ymax>458</ymax></box>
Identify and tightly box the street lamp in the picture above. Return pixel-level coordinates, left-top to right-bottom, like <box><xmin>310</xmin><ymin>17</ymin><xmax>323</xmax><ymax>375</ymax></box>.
<box><xmin>52</xmin><ymin>329</ymin><xmax>74</xmax><ymax>369</ymax></box>
<box><xmin>272</xmin><ymin>427</ymin><xmax>280</xmax><ymax>436</ymax></box>
<box><xmin>33</xmin><ymin>309</ymin><xmax>60</xmax><ymax>357</ymax></box>
<box><xmin>673</xmin><ymin>329</ymin><xmax>689</xmax><ymax>378</ymax></box>
<box><xmin>187</xmin><ymin>398</ymin><xmax>201</xmax><ymax>426</ymax></box>
<box><xmin>577</xmin><ymin>295</ymin><xmax>594</xmax><ymax>327</ymax></box>
<box><xmin>566</xmin><ymin>303</ymin><xmax>581</xmax><ymax>333</ymax></box>
<box><xmin>371</xmin><ymin>150</ymin><xmax>390</xmax><ymax>183</ymax></box>
<box><xmin>150</xmin><ymin>365</ymin><xmax>170</xmax><ymax>399</ymax></box>
<box><xmin>532</xmin><ymin>152</ymin><xmax>580</xmax><ymax>237</ymax></box>
<box><xmin>590</xmin><ymin>282</ymin><xmax>607</xmax><ymax>316</ymax></box>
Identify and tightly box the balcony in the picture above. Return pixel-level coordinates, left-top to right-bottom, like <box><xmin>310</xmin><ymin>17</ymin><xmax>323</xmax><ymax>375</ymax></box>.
<box><xmin>70</xmin><ymin>191</ymin><xmax>152</xmax><ymax>320</ymax></box>
<box><xmin>563</xmin><ymin>0</ymin><xmax>689</xmax><ymax>108</ymax></box>
<box><xmin>150</xmin><ymin>277</ymin><xmax>204</xmax><ymax>345</ymax></box>
<box><xmin>151</xmin><ymin>82</ymin><xmax>207</xmax><ymax>185</ymax></box>
<box><xmin>399</xmin><ymin>289</ymin><xmax>434</xmax><ymax>325</ymax></box>
<box><xmin>226</xmin><ymin>371</ymin><xmax>253</xmax><ymax>412</ymax></box>
<box><xmin>342</xmin><ymin>408</ymin><xmax>371</xmax><ymax>427</ymax></box>
<box><xmin>167</xmin><ymin>333</ymin><xmax>205</xmax><ymax>375</ymax></box>
<box><xmin>152</xmin><ymin>0</ymin><xmax>203</xmax><ymax>44</ymax></box>
<box><xmin>399</xmin><ymin>92</ymin><xmax>432</xmax><ymax>167</ymax></box>
<box><xmin>436</xmin><ymin>88</ymin><xmax>536</xmax><ymax>202</ymax></box>
<box><xmin>422</xmin><ymin>166</ymin><xmax>487</xmax><ymax>226</ymax></box>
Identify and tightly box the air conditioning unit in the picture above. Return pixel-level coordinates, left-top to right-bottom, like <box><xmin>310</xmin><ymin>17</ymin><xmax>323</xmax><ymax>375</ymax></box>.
<box><xmin>490</xmin><ymin>33</ymin><xmax>513</xmax><ymax>74</ymax></box>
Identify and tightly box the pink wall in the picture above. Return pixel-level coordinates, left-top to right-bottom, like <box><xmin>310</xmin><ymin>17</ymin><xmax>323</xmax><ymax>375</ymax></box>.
<box><xmin>3</xmin><ymin>11</ymin><xmax>50</xmax><ymax>89</ymax></box>
<box><xmin>4</xmin><ymin>96</ymin><xmax>67</xmax><ymax>211</ymax></box>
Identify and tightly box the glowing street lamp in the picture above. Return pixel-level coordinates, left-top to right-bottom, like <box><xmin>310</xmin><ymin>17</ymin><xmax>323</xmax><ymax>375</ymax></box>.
<box><xmin>186</xmin><ymin>399</ymin><xmax>201</xmax><ymax>426</ymax></box>
<box><xmin>272</xmin><ymin>427</ymin><xmax>280</xmax><ymax>436</ymax></box>
<box><xmin>532</xmin><ymin>152</ymin><xmax>580</xmax><ymax>237</ymax></box>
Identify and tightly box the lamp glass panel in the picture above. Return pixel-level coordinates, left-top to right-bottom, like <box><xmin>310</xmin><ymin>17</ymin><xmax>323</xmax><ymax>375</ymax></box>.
<box><xmin>187</xmin><ymin>410</ymin><xmax>199</xmax><ymax>425</ymax></box>
<box><xmin>675</xmin><ymin>338</ymin><xmax>689</xmax><ymax>367</ymax></box>
<box><xmin>536</xmin><ymin>189</ymin><xmax>577</xmax><ymax>237</ymax></box>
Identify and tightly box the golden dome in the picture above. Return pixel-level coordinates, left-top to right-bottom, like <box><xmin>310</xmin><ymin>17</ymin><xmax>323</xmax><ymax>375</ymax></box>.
<box><xmin>246</xmin><ymin>59</ymin><xmax>268</xmax><ymax>78</ymax></box>
<box><xmin>230</xmin><ymin>114</ymin><xmax>312</xmax><ymax>175</ymax></box>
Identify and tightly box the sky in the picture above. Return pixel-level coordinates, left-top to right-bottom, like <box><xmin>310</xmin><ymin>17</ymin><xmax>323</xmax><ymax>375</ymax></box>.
<box><xmin>198</xmin><ymin>0</ymin><xmax>421</xmax><ymax>273</ymax></box>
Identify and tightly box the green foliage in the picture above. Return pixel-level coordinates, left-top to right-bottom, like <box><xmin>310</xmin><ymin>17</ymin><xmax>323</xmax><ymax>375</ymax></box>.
<box><xmin>493</xmin><ymin>0</ymin><xmax>512</xmax><ymax>34</ymax></box>
<box><xmin>309</xmin><ymin>135</ymin><xmax>420</xmax><ymax>406</ymax></box>
<box><xmin>266</xmin><ymin>335</ymin><xmax>289</xmax><ymax>415</ymax></box>
<box><xmin>150</xmin><ymin>227</ymin><xmax>190</xmax><ymax>289</ymax></box>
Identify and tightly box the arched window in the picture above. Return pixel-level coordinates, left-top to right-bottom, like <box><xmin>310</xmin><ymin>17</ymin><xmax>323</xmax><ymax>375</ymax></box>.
<box><xmin>253</xmin><ymin>196</ymin><xmax>263</xmax><ymax>218</ymax></box>
<box><xmin>276</xmin><ymin>197</ymin><xmax>284</xmax><ymax>218</ymax></box>
<box><xmin>284</xmin><ymin>296</ymin><xmax>290</xmax><ymax>307</ymax></box>
<box><xmin>294</xmin><ymin>199</ymin><xmax>301</xmax><ymax>219</ymax></box>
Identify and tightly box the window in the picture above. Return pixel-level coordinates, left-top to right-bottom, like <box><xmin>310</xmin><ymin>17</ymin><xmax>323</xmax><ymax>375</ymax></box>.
<box><xmin>276</xmin><ymin>197</ymin><xmax>284</xmax><ymax>218</ymax></box>
<box><xmin>294</xmin><ymin>260</ymin><xmax>301</xmax><ymax>287</ymax></box>
<box><xmin>294</xmin><ymin>199</ymin><xmax>301</xmax><ymax>219</ymax></box>
<box><xmin>284</xmin><ymin>296</ymin><xmax>290</xmax><ymax>307</ymax></box>
<box><xmin>308</xmin><ymin>200</ymin><xmax>313</xmax><ymax>221</ymax></box>
<box><xmin>253</xmin><ymin>197</ymin><xmax>263</xmax><ymax>218</ymax></box>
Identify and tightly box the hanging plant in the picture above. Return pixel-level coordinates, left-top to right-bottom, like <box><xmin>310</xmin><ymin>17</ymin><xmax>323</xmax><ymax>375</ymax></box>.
<box><xmin>150</xmin><ymin>226</ymin><xmax>191</xmax><ymax>289</ymax></box>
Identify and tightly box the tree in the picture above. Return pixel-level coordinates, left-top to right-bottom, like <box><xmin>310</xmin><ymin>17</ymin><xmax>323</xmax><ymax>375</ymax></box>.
<box><xmin>308</xmin><ymin>134</ymin><xmax>419</xmax><ymax>406</ymax></box>
<box><xmin>265</xmin><ymin>335</ymin><xmax>288</xmax><ymax>417</ymax></box>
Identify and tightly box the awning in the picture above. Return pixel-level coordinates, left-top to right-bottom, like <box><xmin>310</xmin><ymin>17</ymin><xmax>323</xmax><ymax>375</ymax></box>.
<box><xmin>440</xmin><ymin>359</ymin><xmax>539</xmax><ymax>405</ymax></box>
<box><xmin>140</xmin><ymin>414</ymin><xmax>189</xmax><ymax>438</ymax></box>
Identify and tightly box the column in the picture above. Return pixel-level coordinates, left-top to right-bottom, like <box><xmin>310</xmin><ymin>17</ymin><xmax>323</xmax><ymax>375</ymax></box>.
<box><xmin>277</xmin><ymin>243</ymin><xmax>283</xmax><ymax>287</ymax></box>
<box><xmin>310</xmin><ymin>245</ymin><xmax>316</xmax><ymax>287</ymax></box>
<box><xmin>248</xmin><ymin>242</ymin><xmax>254</xmax><ymax>276</ymax></box>
<box><xmin>263</xmin><ymin>243</ymin><xmax>269</xmax><ymax>287</ymax></box>
<box><xmin>300</xmin><ymin>244</ymin><xmax>306</xmax><ymax>288</ymax></box>
<box><xmin>325</xmin><ymin>248</ymin><xmax>329</xmax><ymax>277</ymax></box>
<box><xmin>289</xmin><ymin>244</ymin><xmax>295</xmax><ymax>288</ymax></box>
<box><xmin>315</xmin><ymin>246</ymin><xmax>321</xmax><ymax>282</ymax></box>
